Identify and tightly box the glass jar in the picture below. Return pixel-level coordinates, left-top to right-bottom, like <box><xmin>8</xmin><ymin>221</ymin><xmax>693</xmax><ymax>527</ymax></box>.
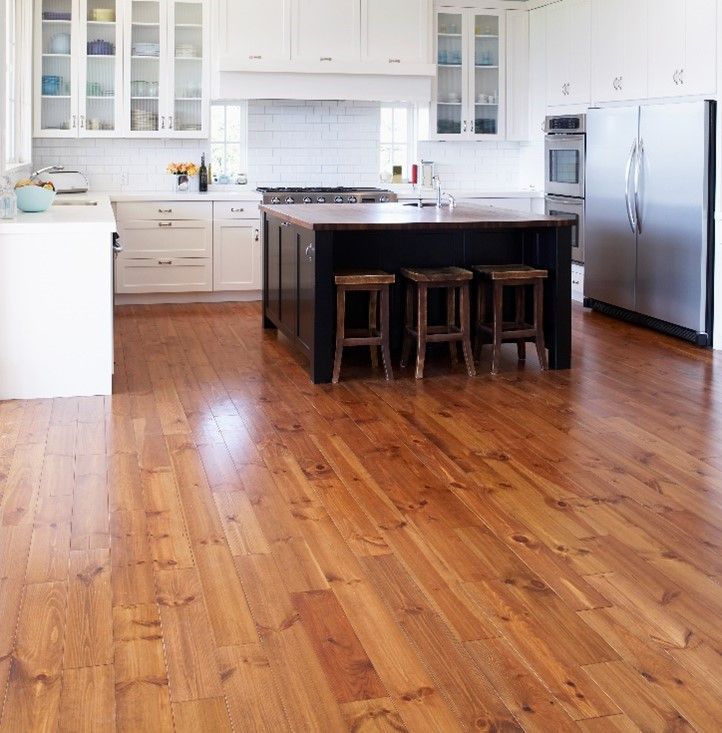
<box><xmin>0</xmin><ymin>177</ymin><xmax>18</xmax><ymax>219</ymax></box>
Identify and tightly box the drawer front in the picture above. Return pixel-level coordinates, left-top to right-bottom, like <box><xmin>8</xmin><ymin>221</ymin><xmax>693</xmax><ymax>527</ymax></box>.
<box><xmin>118</xmin><ymin>220</ymin><xmax>212</xmax><ymax>258</ymax></box>
<box><xmin>115</xmin><ymin>258</ymin><xmax>212</xmax><ymax>294</ymax></box>
<box><xmin>214</xmin><ymin>202</ymin><xmax>260</xmax><ymax>220</ymax></box>
<box><xmin>116</xmin><ymin>201</ymin><xmax>213</xmax><ymax>221</ymax></box>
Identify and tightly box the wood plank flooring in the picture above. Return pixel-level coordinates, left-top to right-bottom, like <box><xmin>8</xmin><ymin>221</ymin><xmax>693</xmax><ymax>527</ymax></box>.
<box><xmin>1</xmin><ymin>301</ymin><xmax>722</xmax><ymax>732</ymax></box>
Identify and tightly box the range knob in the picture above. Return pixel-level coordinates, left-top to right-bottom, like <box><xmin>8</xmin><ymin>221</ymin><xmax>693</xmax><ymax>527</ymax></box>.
<box><xmin>317</xmin><ymin>196</ymin><xmax>326</xmax><ymax>203</ymax></box>
<box><xmin>334</xmin><ymin>196</ymin><xmax>344</xmax><ymax>204</ymax></box>
<box><xmin>348</xmin><ymin>196</ymin><xmax>358</xmax><ymax>204</ymax></box>
<box><xmin>303</xmin><ymin>196</ymin><xmax>312</xmax><ymax>204</ymax></box>
<box><xmin>285</xmin><ymin>196</ymin><xmax>295</xmax><ymax>204</ymax></box>
<box><xmin>379</xmin><ymin>195</ymin><xmax>389</xmax><ymax>203</ymax></box>
<box><xmin>271</xmin><ymin>196</ymin><xmax>281</xmax><ymax>204</ymax></box>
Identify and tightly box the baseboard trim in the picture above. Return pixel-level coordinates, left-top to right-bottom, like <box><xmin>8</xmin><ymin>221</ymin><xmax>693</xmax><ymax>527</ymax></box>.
<box><xmin>115</xmin><ymin>291</ymin><xmax>262</xmax><ymax>306</ymax></box>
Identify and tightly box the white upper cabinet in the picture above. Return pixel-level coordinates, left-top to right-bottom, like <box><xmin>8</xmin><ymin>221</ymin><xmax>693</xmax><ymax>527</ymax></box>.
<box><xmin>362</xmin><ymin>0</ymin><xmax>431</xmax><ymax>68</ymax></box>
<box><xmin>218</xmin><ymin>0</ymin><xmax>291</xmax><ymax>68</ymax></box>
<box><xmin>647</xmin><ymin>0</ymin><xmax>716</xmax><ymax>98</ymax></box>
<box><xmin>291</xmin><ymin>0</ymin><xmax>361</xmax><ymax>65</ymax></box>
<box><xmin>591</xmin><ymin>0</ymin><xmax>647</xmax><ymax>102</ymax></box>
<box><xmin>35</xmin><ymin>0</ymin><xmax>125</xmax><ymax>138</ymax></box>
<box><xmin>545</xmin><ymin>0</ymin><xmax>591</xmax><ymax>107</ymax></box>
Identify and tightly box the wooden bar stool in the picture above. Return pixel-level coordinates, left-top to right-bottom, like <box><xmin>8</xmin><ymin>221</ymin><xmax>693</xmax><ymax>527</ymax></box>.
<box><xmin>400</xmin><ymin>266</ymin><xmax>476</xmax><ymax>380</ymax></box>
<box><xmin>473</xmin><ymin>264</ymin><xmax>548</xmax><ymax>375</ymax></box>
<box><xmin>332</xmin><ymin>270</ymin><xmax>395</xmax><ymax>384</ymax></box>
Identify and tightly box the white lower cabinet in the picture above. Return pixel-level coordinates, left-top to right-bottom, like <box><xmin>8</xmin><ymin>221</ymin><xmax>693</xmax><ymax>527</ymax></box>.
<box><xmin>213</xmin><ymin>218</ymin><xmax>261</xmax><ymax>291</ymax></box>
<box><xmin>115</xmin><ymin>200</ymin><xmax>261</xmax><ymax>296</ymax></box>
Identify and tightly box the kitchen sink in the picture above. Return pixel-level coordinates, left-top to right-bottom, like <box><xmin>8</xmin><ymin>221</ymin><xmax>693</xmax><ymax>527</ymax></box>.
<box><xmin>403</xmin><ymin>201</ymin><xmax>436</xmax><ymax>208</ymax></box>
<box><xmin>53</xmin><ymin>200</ymin><xmax>99</xmax><ymax>206</ymax></box>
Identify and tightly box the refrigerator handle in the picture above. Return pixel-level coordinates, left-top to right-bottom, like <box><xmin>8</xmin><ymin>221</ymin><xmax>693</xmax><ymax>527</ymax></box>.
<box><xmin>625</xmin><ymin>139</ymin><xmax>638</xmax><ymax>235</ymax></box>
<box><xmin>634</xmin><ymin>138</ymin><xmax>644</xmax><ymax>234</ymax></box>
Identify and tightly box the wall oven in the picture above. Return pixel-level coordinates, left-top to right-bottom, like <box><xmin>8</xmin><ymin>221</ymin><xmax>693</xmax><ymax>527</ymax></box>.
<box><xmin>545</xmin><ymin>114</ymin><xmax>586</xmax><ymax>263</ymax></box>
<box><xmin>544</xmin><ymin>114</ymin><xmax>586</xmax><ymax>199</ymax></box>
<box><xmin>545</xmin><ymin>195</ymin><xmax>585</xmax><ymax>264</ymax></box>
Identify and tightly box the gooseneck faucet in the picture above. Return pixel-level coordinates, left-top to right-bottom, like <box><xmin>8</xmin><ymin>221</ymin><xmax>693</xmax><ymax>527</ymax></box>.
<box><xmin>433</xmin><ymin>174</ymin><xmax>456</xmax><ymax>209</ymax></box>
<box><xmin>31</xmin><ymin>165</ymin><xmax>64</xmax><ymax>180</ymax></box>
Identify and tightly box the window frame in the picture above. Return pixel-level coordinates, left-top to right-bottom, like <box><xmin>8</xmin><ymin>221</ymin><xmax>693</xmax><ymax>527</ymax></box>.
<box><xmin>379</xmin><ymin>103</ymin><xmax>418</xmax><ymax>183</ymax></box>
<box><xmin>209</xmin><ymin>101</ymin><xmax>249</xmax><ymax>184</ymax></box>
<box><xmin>1</xmin><ymin>0</ymin><xmax>31</xmax><ymax>175</ymax></box>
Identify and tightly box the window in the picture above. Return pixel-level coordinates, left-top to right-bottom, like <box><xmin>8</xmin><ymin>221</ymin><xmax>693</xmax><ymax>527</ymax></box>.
<box><xmin>1</xmin><ymin>0</ymin><xmax>29</xmax><ymax>172</ymax></box>
<box><xmin>379</xmin><ymin>104</ymin><xmax>417</xmax><ymax>182</ymax></box>
<box><xmin>210</xmin><ymin>103</ymin><xmax>248</xmax><ymax>183</ymax></box>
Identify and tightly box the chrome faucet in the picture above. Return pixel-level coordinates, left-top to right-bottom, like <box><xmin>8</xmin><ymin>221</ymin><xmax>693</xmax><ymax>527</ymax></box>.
<box><xmin>433</xmin><ymin>175</ymin><xmax>456</xmax><ymax>209</ymax></box>
<box><xmin>31</xmin><ymin>165</ymin><xmax>63</xmax><ymax>180</ymax></box>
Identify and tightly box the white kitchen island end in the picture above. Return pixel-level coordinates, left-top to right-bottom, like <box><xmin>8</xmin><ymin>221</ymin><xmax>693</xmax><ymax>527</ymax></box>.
<box><xmin>0</xmin><ymin>195</ymin><xmax>117</xmax><ymax>400</ymax></box>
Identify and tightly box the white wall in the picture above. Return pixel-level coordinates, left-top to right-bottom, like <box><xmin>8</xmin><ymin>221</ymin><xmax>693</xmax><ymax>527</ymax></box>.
<box><xmin>33</xmin><ymin>100</ymin><xmax>533</xmax><ymax>192</ymax></box>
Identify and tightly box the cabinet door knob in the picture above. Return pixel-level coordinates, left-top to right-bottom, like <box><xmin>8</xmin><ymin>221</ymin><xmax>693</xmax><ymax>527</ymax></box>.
<box><xmin>254</xmin><ymin>228</ymin><xmax>260</xmax><ymax>242</ymax></box>
<box><xmin>168</xmin><ymin>116</ymin><xmax>174</xmax><ymax>129</ymax></box>
<box><xmin>161</xmin><ymin>116</ymin><xmax>166</xmax><ymax>129</ymax></box>
<box><xmin>463</xmin><ymin>120</ymin><xmax>468</xmax><ymax>132</ymax></box>
<box><xmin>673</xmin><ymin>69</ymin><xmax>679</xmax><ymax>85</ymax></box>
<box><xmin>80</xmin><ymin>115</ymin><xmax>85</xmax><ymax>129</ymax></box>
<box><xmin>72</xmin><ymin>115</ymin><xmax>77</xmax><ymax>128</ymax></box>
<box><xmin>679</xmin><ymin>68</ymin><xmax>684</xmax><ymax>85</ymax></box>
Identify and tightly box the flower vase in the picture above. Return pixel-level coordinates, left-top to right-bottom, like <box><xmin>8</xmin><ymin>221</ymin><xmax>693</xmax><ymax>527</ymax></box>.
<box><xmin>174</xmin><ymin>174</ymin><xmax>190</xmax><ymax>193</ymax></box>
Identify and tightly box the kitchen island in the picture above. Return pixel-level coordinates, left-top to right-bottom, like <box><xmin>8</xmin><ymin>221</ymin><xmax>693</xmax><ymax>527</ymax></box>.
<box><xmin>0</xmin><ymin>195</ymin><xmax>116</xmax><ymax>399</ymax></box>
<box><xmin>261</xmin><ymin>203</ymin><xmax>574</xmax><ymax>383</ymax></box>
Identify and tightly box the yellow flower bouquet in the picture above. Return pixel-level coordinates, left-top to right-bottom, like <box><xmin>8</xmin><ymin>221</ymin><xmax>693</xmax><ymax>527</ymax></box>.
<box><xmin>167</xmin><ymin>162</ymin><xmax>199</xmax><ymax>192</ymax></box>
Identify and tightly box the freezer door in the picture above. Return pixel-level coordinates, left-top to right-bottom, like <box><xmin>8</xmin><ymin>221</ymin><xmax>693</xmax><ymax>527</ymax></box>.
<box><xmin>584</xmin><ymin>106</ymin><xmax>639</xmax><ymax>311</ymax></box>
<box><xmin>636</xmin><ymin>101</ymin><xmax>712</xmax><ymax>332</ymax></box>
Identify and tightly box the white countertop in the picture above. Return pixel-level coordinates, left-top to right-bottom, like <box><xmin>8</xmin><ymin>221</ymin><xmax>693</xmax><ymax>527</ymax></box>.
<box><xmin>108</xmin><ymin>187</ymin><xmax>262</xmax><ymax>203</ymax></box>
<box><xmin>391</xmin><ymin>185</ymin><xmax>544</xmax><ymax>200</ymax></box>
<box><xmin>0</xmin><ymin>194</ymin><xmax>117</xmax><ymax>235</ymax></box>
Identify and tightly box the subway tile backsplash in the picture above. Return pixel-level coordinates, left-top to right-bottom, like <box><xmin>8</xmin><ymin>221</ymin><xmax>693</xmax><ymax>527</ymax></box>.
<box><xmin>33</xmin><ymin>100</ymin><xmax>534</xmax><ymax>192</ymax></box>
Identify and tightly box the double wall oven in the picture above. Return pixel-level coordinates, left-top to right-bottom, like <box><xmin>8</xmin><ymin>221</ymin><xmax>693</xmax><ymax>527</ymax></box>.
<box><xmin>545</xmin><ymin>114</ymin><xmax>586</xmax><ymax>263</ymax></box>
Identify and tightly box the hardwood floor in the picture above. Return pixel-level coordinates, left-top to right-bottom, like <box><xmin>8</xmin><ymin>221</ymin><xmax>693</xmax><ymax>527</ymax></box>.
<box><xmin>1</xmin><ymin>301</ymin><xmax>721</xmax><ymax>732</ymax></box>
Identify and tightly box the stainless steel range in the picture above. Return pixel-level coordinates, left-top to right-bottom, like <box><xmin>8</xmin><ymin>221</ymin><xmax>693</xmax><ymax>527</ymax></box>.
<box><xmin>258</xmin><ymin>187</ymin><xmax>397</xmax><ymax>205</ymax></box>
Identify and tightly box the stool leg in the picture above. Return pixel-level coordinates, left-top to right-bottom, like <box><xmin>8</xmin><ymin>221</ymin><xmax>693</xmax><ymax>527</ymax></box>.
<box><xmin>515</xmin><ymin>286</ymin><xmax>527</xmax><ymax>363</ymax></box>
<box><xmin>400</xmin><ymin>281</ymin><xmax>414</xmax><ymax>369</ymax></box>
<box><xmin>369</xmin><ymin>290</ymin><xmax>379</xmax><ymax>369</ymax></box>
<box><xmin>534</xmin><ymin>279</ymin><xmax>548</xmax><ymax>371</ymax></box>
<box><xmin>380</xmin><ymin>284</ymin><xmax>394</xmax><ymax>381</ymax></box>
<box><xmin>447</xmin><ymin>287</ymin><xmax>458</xmax><ymax>366</ymax></box>
<box><xmin>492</xmin><ymin>281</ymin><xmax>504</xmax><ymax>375</ymax></box>
<box><xmin>415</xmin><ymin>283</ymin><xmax>428</xmax><ymax>380</ymax></box>
<box><xmin>332</xmin><ymin>287</ymin><xmax>346</xmax><ymax>384</ymax></box>
<box><xmin>475</xmin><ymin>281</ymin><xmax>487</xmax><ymax>362</ymax></box>
<box><xmin>460</xmin><ymin>282</ymin><xmax>476</xmax><ymax>378</ymax></box>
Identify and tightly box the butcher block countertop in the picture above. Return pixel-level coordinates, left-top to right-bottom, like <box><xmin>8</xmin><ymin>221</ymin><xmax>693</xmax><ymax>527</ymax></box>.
<box><xmin>261</xmin><ymin>202</ymin><xmax>574</xmax><ymax>232</ymax></box>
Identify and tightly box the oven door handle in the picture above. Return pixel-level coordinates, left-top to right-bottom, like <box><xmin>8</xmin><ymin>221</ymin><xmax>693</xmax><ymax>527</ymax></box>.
<box><xmin>625</xmin><ymin>139</ymin><xmax>638</xmax><ymax>235</ymax></box>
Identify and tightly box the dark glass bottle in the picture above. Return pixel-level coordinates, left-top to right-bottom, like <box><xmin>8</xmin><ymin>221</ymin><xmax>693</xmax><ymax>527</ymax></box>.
<box><xmin>199</xmin><ymin>153</ymin><xmax>208</xmax><ymax>192</ymax></box>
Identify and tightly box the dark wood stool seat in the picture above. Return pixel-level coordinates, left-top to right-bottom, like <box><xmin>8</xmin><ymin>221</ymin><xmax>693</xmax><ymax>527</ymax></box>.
<box><xmin>333</xmin><ymin>270</ymin><xmax>395</xmax><ymax>384</ymax></box>
<box><xmin>473</xmin><ymin>264</ymin><xmax>548</xmax><ymax>375</ymax></box>
<box><xmin>400</xmin><ymin>267</ymin><xmax>476</xmax><ymax>379</ymax></box>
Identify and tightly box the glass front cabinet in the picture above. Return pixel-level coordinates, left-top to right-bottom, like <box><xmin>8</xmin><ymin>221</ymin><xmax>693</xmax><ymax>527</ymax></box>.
<box><xmin>433</xmin><ymin>8</ymin><xmax>505</xmax><ymax>140</ymax></box>
<box><xmin>34</xmin><ymin>0</ymin><xmax>208</xmax><ymax>138</ymax></box>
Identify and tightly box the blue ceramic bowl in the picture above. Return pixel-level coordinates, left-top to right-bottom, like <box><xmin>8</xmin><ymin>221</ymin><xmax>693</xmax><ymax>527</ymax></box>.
<box><xmin>16</xmin><ymin>185</ymin><xmax>56</xmax><ymax>213</ymax></box>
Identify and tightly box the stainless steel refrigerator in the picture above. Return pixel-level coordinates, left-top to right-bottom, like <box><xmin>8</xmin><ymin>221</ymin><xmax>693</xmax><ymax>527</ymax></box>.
<box><xmin>584</xmin><ymin>101</ymin><xmax>715</xmax><ymax>346</ymax></box>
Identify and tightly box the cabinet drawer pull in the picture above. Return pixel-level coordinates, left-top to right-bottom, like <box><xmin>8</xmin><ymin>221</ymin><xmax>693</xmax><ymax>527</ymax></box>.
<box><xmin>388</xmin><ymin>58</ymin><xmax>401</xmax><ymax>64</ymax></box>
<box><xmin>280</xmin><ymin>221</ymin><xmax>290</xmax><ymax>227</ymax></box>
<box><xmin>320</xmin><ymin>56</ymin><xmax>333</xmax><ymax>62</ymax></box>
<box><xmin>305</xmin><ymin>244</ymin><xmax>315</xmax><ymax>263</ymax></box>
<box><xmin>158</xmin><ymin>208</ymin><xmax>173</xmax><ymax>213</ymax></box>
<box><xmin>158</xmin><ymin>259</ymin><xmax>173</xmax><ymax>265</ymax></box>
<box><xmin>158</xmin><ymin>222</ymin><xmax>173</xmax><ymax>228</ymax></box>
<box><xmin>254</xmin><ymin>228</ymin><xmax>260</xmax><ymax>242</ymax></box>
<box><xmin>249</xmin><ymin>54</ymin><xmax>262</xmax><ymax>60</ymax></box>
<box><xmin>230</xmin><ymin>207</ymin><xmax>245</xmax><ymax>213</ymax></box>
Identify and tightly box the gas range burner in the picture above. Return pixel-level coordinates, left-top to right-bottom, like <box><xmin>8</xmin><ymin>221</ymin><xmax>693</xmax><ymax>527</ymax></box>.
<box><xmin>258</xmin><ymin>186</ymin><xmax>397</xmax><ymax>205</ymax></box>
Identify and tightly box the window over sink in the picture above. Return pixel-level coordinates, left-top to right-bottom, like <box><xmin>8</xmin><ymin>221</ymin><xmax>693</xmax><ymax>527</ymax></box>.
<box><xmin>379</xmin><ymin>103</ymin><xmax>418</xmax><ymax>183</ymax></box>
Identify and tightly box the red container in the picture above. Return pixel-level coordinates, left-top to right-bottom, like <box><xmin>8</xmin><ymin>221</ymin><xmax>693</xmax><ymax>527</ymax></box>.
<box><xmin>410</xmin><ymin>164</ymin><xmax>418</xmax><ymax>185</ymax></box>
